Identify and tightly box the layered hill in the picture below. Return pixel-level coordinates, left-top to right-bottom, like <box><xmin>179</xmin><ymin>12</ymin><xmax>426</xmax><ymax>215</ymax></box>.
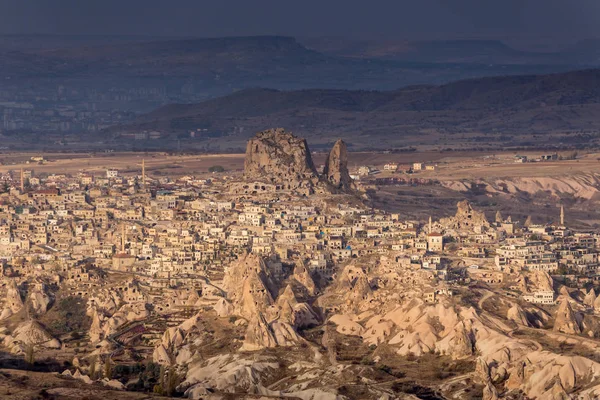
<box><xmin>114</xmin><ymin>68</ymin><xmax>600</xmax><ymax>150</ymax></box>
<box><xmin>302</xmin><ymin>37</ymin><xmax>600</xmax><ymax>65</ymax></box>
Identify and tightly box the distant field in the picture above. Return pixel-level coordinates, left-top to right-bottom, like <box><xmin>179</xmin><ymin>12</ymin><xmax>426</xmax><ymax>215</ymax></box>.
<box><xmin>0</xmin><ymin>152</ymin><xmax>246</xmax><ymax>176</ymax></box>
<box><xmin>0</xmin><ymin>150</ymin><xmax>597</xmax><ymax>180</ymax></box>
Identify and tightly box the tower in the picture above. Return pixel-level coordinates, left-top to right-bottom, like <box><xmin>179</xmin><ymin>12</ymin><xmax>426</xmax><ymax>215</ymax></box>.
<box><xmin>121</xmin><ymin>224</ymin><xmax>126</xmax><ymax>253</ymax></box>
<box><xmin>428</xmin><ymin>216</ymin><xmax>432</xmax><ymax>233</ymax></box>
<box><xmin>20</xmin><ymin>168</ymin><xmax>24</xmax><ymax>192</ymax></box>
<box><xmin>142</xmin><ymin>159</ymin><xmax>146</xmax><ymax>186</ymax></box>
<box><xmin>560</xmin><ymin>205</ymin><xmax>565</xmax><ymax>226</ymax></box>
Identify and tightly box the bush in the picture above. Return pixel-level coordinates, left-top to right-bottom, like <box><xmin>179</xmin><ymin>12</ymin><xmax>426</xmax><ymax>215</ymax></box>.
<box><xmin>208</xmin><ymin>165</ymin><xmax>225</xmax><ymax>173</ymax></box>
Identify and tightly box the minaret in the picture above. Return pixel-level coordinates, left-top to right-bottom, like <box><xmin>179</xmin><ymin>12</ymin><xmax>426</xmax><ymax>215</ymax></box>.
<box><xmin>428</xmin><ymin>216</ymin><xmax>432</xmax><ymax>233</ymax></box>
<box><xmin>20</xmin><ymin>168</ymin><xmax>24</xmax><ymax>192</ymax></box>
<box><xmin>142</xmin><ymin>159</ymin><xmax>146</xmax><ymax>186</ymax></box>
<box><xmin>121</xmin><ymin>224</ymin><xmax>126</xmax><ymax>253</ymax></box>
<box><xmin>560</xmin><ymin>205</ymin><xmax>565</xmax><ymax>226</ymax></box>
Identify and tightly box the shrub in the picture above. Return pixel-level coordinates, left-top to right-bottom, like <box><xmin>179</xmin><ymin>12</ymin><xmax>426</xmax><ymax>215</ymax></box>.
<box><xmin>208</xmin><ymin>165</ymin><xmax>225</xmax><ymax>173</ymax></box>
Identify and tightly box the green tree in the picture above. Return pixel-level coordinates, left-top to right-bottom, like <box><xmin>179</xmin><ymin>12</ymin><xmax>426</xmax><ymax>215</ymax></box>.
<box><xmin>24</xmin><ymin>343</ymin><xmax>35</xmax><ymax>367</ymax></box>
<box><xmin>89</xmin><ymin>355</ymin><xmax>98</xmax><ymax>380</ymax></box>
<box><xmin>104</xmin><ymin>357</ymin><xmax>112</xmax><ymax>379</ymax></box>
<box><xmin>165</xmin><ymin>367</ymin><xmax>180</xmax><ymax>396</ymax></box>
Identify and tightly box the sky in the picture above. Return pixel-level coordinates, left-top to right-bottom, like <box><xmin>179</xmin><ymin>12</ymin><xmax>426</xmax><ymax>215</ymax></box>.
<box><xmin>0</xmin><ymin>0</ymin><xmax>598</xmax><ymax>44</ymax></box>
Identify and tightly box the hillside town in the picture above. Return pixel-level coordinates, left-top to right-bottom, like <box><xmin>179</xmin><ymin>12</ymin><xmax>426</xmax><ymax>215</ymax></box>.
<box><xmin>1</xmin><ymin>129</ymin><xmax>600</xmax><ymax>399</ymax></box>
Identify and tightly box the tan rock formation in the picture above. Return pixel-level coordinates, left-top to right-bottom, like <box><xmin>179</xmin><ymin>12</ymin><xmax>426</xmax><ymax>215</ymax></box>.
<box><xmin>292</xmin><ymin>261</ymin><xmax>317</xmax><ymax>297</ymax></box>
<box><xmin>584</xmin><ymin>289</ymin><xmax>597</xmax><ymax>307</ymax></box>
<box><xmin>483</xmin><ymin>382</ymin><xmax>499</xmax><ymax>400</ymax></box>
<box><xmin>12</xmin><ymin>320</ymin><xmax>61</xmax><ymax>350</ymax></box>
<box><xmin>449</xmin><ymin>322</ymin><xmax>474</xmax><ymax>358</ymax></box>
<box><xmin>322</xmin><ymin>139</ymin><xmax>354</xmax><ymax>191</ymax></box>
<box><xmin>29</xmin><ymin>283</ymin><xmax>50</xmax><ymax>315</ymax></box>
<box><xmin>350</xmin><ymin>275</ymin><xmax>373</xmax><ymax>303</ymax></box>
<box><xmin>553</xmin><ymin>298</ymin><xmax>581</xmax><ymax>335</ymax></box>
<box><xmin>89</xmin><ymin>309</ymin><xmax>103</xmax><ymax>343</ymax></box>
<box><xmin>243</xmin><ymin>128</ymin><xmax>321</xmax><ymax>194</ymax></box>
<box><xmin>240</xmin><ymin>312</ymin><xmax>278</xmax><ymax>351</ymax></box>
<box><xmin>239</xmin><ymin>271</ymin><xmax>274</xmax><ymax>319</ymax></box>
<box><xmin>507</xmin><ymin>304</ymin><xmax>530</xmax><ymax>327</ymax></box>
<box><xmin>439</xmin><ymin>200</ymin><xmax>490</xmax><ymax>232</ymax></box>
<box><xmin>495</xmin><ymin>211</ymin><xmax>503</xmax><ymax>223</ymax></box>
<box><xmin>594</xmin><ymin>295</ymin><xmax>600</xmax><ymax>313</ymax></box>
<box><xmin>277</xmin><ymin>285</ymin><xmax>299</xmax><ymax>308</ymax></box>
<box><xmin>6</xmin><ymin>280</ymin><xmax>24</xmax><ymax>313</ymax></box>
<box><xmin>214</xmin><ymin>298</ymin><xmax>234</xmax><ymax>317</ymax></box>
<box><xmin>270</xmin><ymin>321</ymin><xmax>302</xmax><ymax>347</ymax></box>
<box><xmin>222</xmin><ymin>252</ymin><xmax>276</xmax><ymax>301</ymax></box>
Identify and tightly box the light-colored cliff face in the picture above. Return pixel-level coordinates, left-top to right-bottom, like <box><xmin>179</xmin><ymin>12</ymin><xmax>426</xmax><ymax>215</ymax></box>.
<box><xmin>441</xmin><ymin>173</ymin><xmax>600</xmax><ymax>200</ymax></box>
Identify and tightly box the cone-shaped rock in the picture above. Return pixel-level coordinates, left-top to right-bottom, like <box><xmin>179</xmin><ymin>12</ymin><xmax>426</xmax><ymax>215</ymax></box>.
<box><xmin>553</xmin><ymin>298</ymin><xmax>581</xmax><ymax>335</ymax></box>
<box><xmin>277</xmin><ymin>285</ymin><xmax>298</xmax><ymax>307</ymax></box>
<box><xmin>449</xmin><ymin>321</ymin><xmax>474</xmax><ymax>358</ymax></box>
<box><xmin>507</xmin><ymin>304</ymin><xmax>530</xmax><ymax>327</ymax></box>
<box><xmin>6</xmin><ymin>280</ymin><xmax>24</xmax><ymax>313</ymax></box>
<box><xmin>293</xmin><ymin>261</ymin><xmax>317</xmax><ymax>297</ymax></box>
<box><xmin>495</xmin><ymin>211</ymin><xmax>503</xmax><ymax>223</ymax></box>
<box><xmin>594</xmin><ymin>294</ymin><xmax>600</xmax><ymax>312</ymax></box>
<box><xmin>240</xmin><ymin>312</ymin><xmax>278</xmax><ymax>351</ymax></box>
<box><xmin>89</xmin><ymin>309</ymin><xmax>103</xmax><ymax>343</ymax></box>
<box><xmin>584</xmin><ymin>289</ymin><xmax>597</xmax><ymax>307</ymax></box>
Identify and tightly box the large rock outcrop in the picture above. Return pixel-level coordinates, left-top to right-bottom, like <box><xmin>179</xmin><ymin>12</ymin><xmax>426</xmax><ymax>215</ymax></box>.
<box><xmin>322</xmin><ymin>139</ymin><xmax>354</xmax><ymax>191</ymax></box>
<box><xmin>243</xmin><ymin>128</ymin><xmax>320</xmax><ymax>194</ymax></box>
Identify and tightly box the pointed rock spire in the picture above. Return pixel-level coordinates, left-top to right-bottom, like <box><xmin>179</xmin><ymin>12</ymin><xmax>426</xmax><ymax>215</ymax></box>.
<box><xmin>293</xmin><ymin>261</ymin><xmax>316</xmax><ymax>296</ymax></box>
<box><xmin>584</xmin><ymin>288</ymin><xmax>597</xmax><ymax>307</ymax></box>
<box><xmin>593</xmin><ymin>293</ymin><xmax>600</xmax><ymax>312</ymax></box>
<box><xmin>240</xmin><ymin>312</ymin><xmax>278</xmax><ymax>351</ymax></box>
<box><xmin>277</xmin><ymin>284</ymin><xmax>298</xmax><ymax>307</ymax></box>
<box><xmin>553</xmin><ymin>298</ymin><xmax>581</xmax><ymax>335</ymax></box>
<box><xmin>89</xmin><ymin>309</ymin><xmax>103</xmax><ymax>343</ymax></box>
<box><xmin>495</xmin><ymin>211</ymin><xmax>503</xmax><ymax>223</ymax></box>
<box><xmin>507</xmin><ymin>304</ymin><xmax>530</xmax><ymax>327</ymax></box>
<box><xmin>322</xmin><ymin>139</ymin><xmax>353</xmax><ymax>191</ymax></box>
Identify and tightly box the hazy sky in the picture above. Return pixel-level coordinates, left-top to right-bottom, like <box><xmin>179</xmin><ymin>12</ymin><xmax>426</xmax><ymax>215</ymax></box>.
<box><xmin>0</xmin><ymin>0</ymin><xmax>598</xmax><ymax>43</ymax></box>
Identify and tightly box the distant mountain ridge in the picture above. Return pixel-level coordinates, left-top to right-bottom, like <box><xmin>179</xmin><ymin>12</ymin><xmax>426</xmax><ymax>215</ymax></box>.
<box><xmin>112</xmin><ymin>68</ymin><xmax>600</xmax><ymax>150</ymax></box>
<box><xmin>301</xmin><ymin>37</ymin><xmax>600</xmax><ymax>65</ymax></box>
<box><xmin>0</xmin><ymin>34</ymin><xmax>597</xmax><ymax>150</ymax></box>
<box><xmin>0</xmin><ymin>35</ymin><xmax>584</xmax><ymax>91</ymax></box>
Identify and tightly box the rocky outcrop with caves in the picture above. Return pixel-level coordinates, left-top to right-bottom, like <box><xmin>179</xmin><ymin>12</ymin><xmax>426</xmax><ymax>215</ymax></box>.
<box><xmin>243</xmin><ymin>128</ymin><xmax>320</xmax><ymax>195</ymax></box>
<box><xmin>239</xmin><ymin>128</ymin><xmax>355</xmax><ymax>196</ymax></box>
